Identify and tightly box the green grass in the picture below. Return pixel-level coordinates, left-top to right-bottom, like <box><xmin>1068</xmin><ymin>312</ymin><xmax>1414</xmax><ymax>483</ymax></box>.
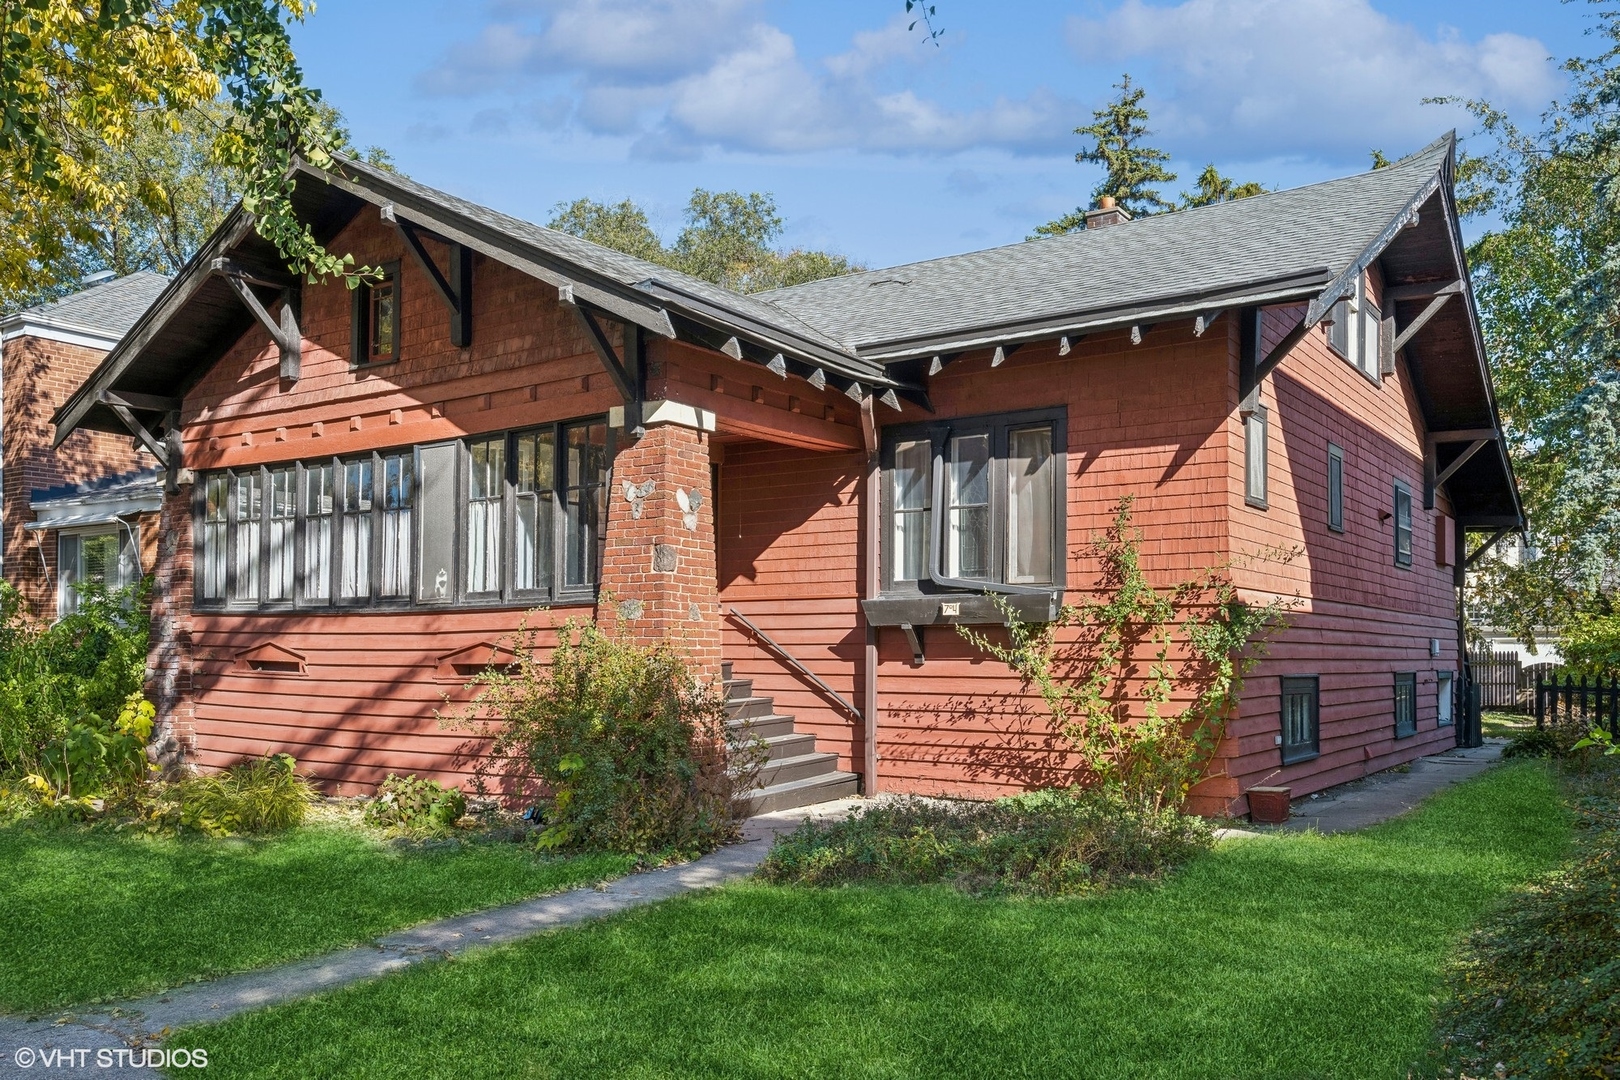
<box><xmin>181</xmin><ymin>762</ymin><xmax>1571</xmax><ymax>1080</ymax></box>
<box><xmin>1482</xmin><ymin>710</ymin><xmax>1535</xmax><ymax>739</ymax></box>
<box><xmin>0</xmin><ymin>820</ymin><xmax>633</xmax><ymax>1013</ymax></box>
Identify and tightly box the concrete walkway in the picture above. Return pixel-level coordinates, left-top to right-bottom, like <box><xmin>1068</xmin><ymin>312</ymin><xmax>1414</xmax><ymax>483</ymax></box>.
<box><xmin>0</xmin><ymin>745</ymin><xmax>1510</xmax><ymax>1076</ymax></box>
<box><xmin>0</xmin><ymin>798</ymin><xmax>860</xmax><ymax>1078</ymax></box>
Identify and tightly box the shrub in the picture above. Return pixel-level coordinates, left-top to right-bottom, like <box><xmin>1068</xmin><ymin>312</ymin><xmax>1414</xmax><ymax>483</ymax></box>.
<box><xmin>363</xmin><ymin>774</ymin><xmax>467</xmax><ymax>831</ymax></box>
<box><xmin>759</xmin><ymin>789</ymin><xmax>1212</xmax><ymax>897</ymax></box>
<box><xmin>1426</xmin><ymin>765</ymin><xmax>1620</xmax><ymax>1078</ymax></box>
<box><xmin>1504</xmin><ymin>716</ymin><xmax>1597</xmax><ymax>760</ymax></box>
<box><xmin>154</xmin><ymin>754</ymin><xmax>315</xmax><ymax>835</ymax></box>
<box><xmin>452</xmin><ymin>616</ymin><xmax>757</xmax><ymax>857</ymax></box>
<box><xmin>0</xmin><ymin>580</ymin><xmax>150</xmax><ymax>787</ymax></box>
<box><xmin>1560</xmin><ymin>612</ymin><xmax>1620</xmax><ymax>679</ymax></box>
<box><xmin>958</xmin><ymin>498</ymin><xmax>1295</xmax><ymax>812</ymax></box>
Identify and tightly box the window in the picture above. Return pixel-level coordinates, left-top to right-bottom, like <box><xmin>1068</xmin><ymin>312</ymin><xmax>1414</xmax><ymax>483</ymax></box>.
<box><xmin>1280</xmin><ymin>676</ymin><xmax>1319</xmax><ymax>764</ymax></box>
<box><xmin>1393</xmin><ymin>480</ymin><xmax>1413</xmax><ymax>567</ymax></box>
<box><xmin>196</xmin><ymin>419</ymin><xmax>610</xmax><ymax>612</ymax></box>
<box><xmin>881</xmin><ymin>409</ymin><xmax>1064</xmax><ymax>592</ymax></box>
<box><xmin>58</xmin><ymin>528</ymin><xmax>139</xmax><ymax>615</ymax></box>
<box><xmin>1326</xmin><ymin>276</ymin><xmax>1383</xmax><ymax>382</ymax></box>
<box><xmin>1394</xmin><ymin>671</ymin><xmax>1417</xmax><ymax>738</ymax></box>
<box><xmin>201</xmin><ymin>473</ymin><xmax>228</xmax><ymax>600</ymax></box>
<box><xmin>1327</xmin><ymin>443</ymin><xmax>1344</xmax><ymax>532</ymax></box>
<box><xmin>352</xmin><ymin>262</ymin><xmax>400</xmax><ymax>365</ymax></box>
<box><xmin>1437</xmin><ymin>670</ymin><xmax>1454</xmax><ymax>727</ymax></box>
<box><xmin>1244</xmin><ymin>406</ymin><xmax>1268</xmax><ymax>509</ymax></box>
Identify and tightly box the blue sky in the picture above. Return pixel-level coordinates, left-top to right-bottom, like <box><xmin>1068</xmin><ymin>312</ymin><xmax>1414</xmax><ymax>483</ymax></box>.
<box><xmin>291</xmin><ymin>0</ymin><xmax>1596</xmax><ymax>270</ymax></box>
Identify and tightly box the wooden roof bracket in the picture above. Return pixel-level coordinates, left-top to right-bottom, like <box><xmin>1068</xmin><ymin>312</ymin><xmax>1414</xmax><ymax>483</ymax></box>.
<box><xmin>561</xmin><ymin>286</ymin><xmax>643</xmax><ymax>430</ymax></box>
<box><xmin>381</xmin><ymin>203</ymin><xmax>472</xmax><ymax>348</ymax></box>
<box><xmin>1238</xmin><ymin>307</ymin><xmax>1309</xmax><ymax>416</ymax></box>
<box><xmin>1424</xmin><ymin>428</ymin><xmax>1497</xmax><ymax>509</ymax></box>
<box><xmin>99</xmin><ymin>393</ymin><xmax>168</xmax><ymax>467</ymax></box>
<box><xmin>209</xmin><ymin>258</ymin><xmax>301</xmax><ymax>382</ymax></box>
<box><xmin>1464</xmin><ymin>525</ymin><xmax>1514</xmax><ymax>569</ymax></box>
<box><xmin>1390</xmin><ymin>279</ymin><xmax>1463</xmax><ymax>355</ymax></box>
<box><xmin>1193</xmin><ymin>310</ymin><xmax>1223</xmax><ymax>337</ymax></box>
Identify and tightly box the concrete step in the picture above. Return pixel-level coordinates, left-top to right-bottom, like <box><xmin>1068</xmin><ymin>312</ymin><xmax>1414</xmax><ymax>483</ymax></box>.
<box><xmin>760</xmin><ymin>731</ymin><xmax>817</xmax><ymax>762</ymax></box>
<box><xmin>756</xmin><ymin>751</ymin><xmax>842</xmax><ymax>789</ymax></box>
<box><xmin>744</xmin><ymin>771</ymin><xmax>861</xmax><ymax>815</ymax></box>
<box><xmin>726</xmin><ymin>695</ymin><xmax>775</xmax><ymax>720</ymax></box>
<box><xmin>727</xmin><ymin>713</ymin><xmax>797</xmax><ymax>741</ymax></box>
<box><xmin>722</xmin><ymin>677</ymin><xmax>754</xmax><ymax>702</ymax></box>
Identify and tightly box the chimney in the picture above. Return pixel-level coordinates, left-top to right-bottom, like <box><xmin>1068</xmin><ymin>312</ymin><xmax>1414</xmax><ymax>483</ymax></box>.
<box><xmin>1084</xmin><ymin>195</ymin><xmax>1132</xmax><ymax>230</ymax></box>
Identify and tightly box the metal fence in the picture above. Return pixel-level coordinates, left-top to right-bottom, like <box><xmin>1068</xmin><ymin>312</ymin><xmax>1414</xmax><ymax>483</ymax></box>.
<box><xmin>1535</xmin><ymin>673</ymin><xmax>1620</xmax><ymax>735</ymax></box>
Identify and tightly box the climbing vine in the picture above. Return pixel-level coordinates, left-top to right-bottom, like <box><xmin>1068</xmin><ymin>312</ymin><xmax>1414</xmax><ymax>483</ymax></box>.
<box><xmin>960</xmin><ymin>497</ymin><xmax>1298</xmax><ymax>811</ymax></box>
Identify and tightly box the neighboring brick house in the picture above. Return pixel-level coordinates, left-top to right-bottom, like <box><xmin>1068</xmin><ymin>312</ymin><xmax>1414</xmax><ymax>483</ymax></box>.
<box><xmin>54</xmin><ymin>132</ymin><xmax>1521</xmax><ymax>816</ymax></box>
<box><xmin>2</xmin><ymin>273</ymin><xmax>168</xmax><ymax>619</ymax></box>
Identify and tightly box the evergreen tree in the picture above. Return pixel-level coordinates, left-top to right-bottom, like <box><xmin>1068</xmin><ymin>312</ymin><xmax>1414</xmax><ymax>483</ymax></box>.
<box><xmin>1178</xmin><ymin>165</ymin><xmax>1266</xmax><ymax>209</ymax></box>
<box><xmin>1036</xmin><ymin>74</ymin><xmax>1177</xmax><ymax>235</ymax></box>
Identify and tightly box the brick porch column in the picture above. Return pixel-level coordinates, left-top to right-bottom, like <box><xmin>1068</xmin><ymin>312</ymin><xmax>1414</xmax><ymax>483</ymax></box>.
<box><xmin>147</xmin><ymin>480</ymin><xmax>197</xmax><ymax>777</ymax></box>
<box><xmin>599</xmin><ymin>406</ymin><xmax>721</xmax><ymax>682</ymax></box>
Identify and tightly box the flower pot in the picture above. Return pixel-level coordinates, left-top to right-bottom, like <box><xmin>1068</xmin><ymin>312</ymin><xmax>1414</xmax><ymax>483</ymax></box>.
<box><xmin>1247</xmin><ymin>786</ymin><xmax>1291</xmax><ymax>824</ymax></box>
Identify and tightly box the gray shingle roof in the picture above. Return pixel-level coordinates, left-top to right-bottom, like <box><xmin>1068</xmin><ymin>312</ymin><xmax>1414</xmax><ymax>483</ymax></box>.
<box><xmin>7</xmin><ymin>271</ymin><xmax>170</xmax><ymax>341</ymax></box>
<box><xmin>757</xmin><ymin>135</ymin><xmax>1453</xmax><ymax>359</ymax></box>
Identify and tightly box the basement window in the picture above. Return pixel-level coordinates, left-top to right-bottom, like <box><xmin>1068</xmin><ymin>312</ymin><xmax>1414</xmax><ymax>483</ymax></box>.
<box><xmin>1394</xmin><ymin>671</ymin><xmax>1418</xmax><ymax>738</ymax></box>
<box><xmin>195</xmin><ymin>417</ymin><xmax>611</xmax><ymax>613</ymax></box>
<box><xmin>880</xmin><ymin>408</ymin><xmax>1065</xmax><ymax>594</ymax></box>
<box><xmin>1280</xmin><ymin>675</ymin><xmax>1320</xmax><ymax>764</ymax></box>
<box><xmin>352</xmin><ymin>261</ymin><xmax>400</xmax><ymax>365</ymax></box>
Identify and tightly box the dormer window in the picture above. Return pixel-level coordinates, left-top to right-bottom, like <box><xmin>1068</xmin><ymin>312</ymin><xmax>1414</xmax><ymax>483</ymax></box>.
<box><xmin>353</xmin><ymin>261</ymin><xmax>400</xmax><ymax>365</ymax></box>
<box><xmin>1326</xmin><ymin>274</ymin><xmax>1384</xmax><ymax>383</ymax></box>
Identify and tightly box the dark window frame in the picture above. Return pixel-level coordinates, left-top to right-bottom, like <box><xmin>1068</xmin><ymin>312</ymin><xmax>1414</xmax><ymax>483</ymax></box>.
<box><xmin>1280</xmin><ymin>675</ymin><xmax>1320</xmax><ymax>765</ymax></box>
<box><xmin>878</xmin><ymin>407</ymin><xmax>1067</xmax><ymax>596</ymax></box>
<box><xmin>1244</xmin><ymin>405</ymin><xmax>1269</xmax><ymax>510</ymax></box>
<box><xmin>1393</xmin><ymin>479</ymin><xmax>1413</xmax><ymax>568</ymax></box>
<box><xmin>1325</xmin><ymin>275</ymin><xmax>1383</xmax><ymax>386</ymax></box>
<box><xmin>1327</xmin><ymin>442</ymin><xmax>1345</xmax><ymax>533</ymax></box>
<box><xmin>1394</xmin><ymin>671</ymin><xmax>1418</xmax><ymax>738</ymax></box>
<box><xmin>351</xmin><ymin>260</ymin><xmax>402</xmax><ymax>367</ymax></box>
<box><xmin>192</xmin><ymin>417</ymin><xmax>611</xmax><ymax>613</ymax></box>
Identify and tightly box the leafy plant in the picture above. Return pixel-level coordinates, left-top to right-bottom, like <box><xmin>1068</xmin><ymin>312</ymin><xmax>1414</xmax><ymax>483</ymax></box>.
<box><xmin>363</xmin><ymin>774</ymin><xmax>468</xmax><ymax>831</ymax></box>
<box><xmin>152</xmin><ymin>754</ymin><xmax>315</xmax><ymax>836</ymax></box>
<box><xmin>959</xmin><ymin>497</ymin><xmax>1295</xmax><ymax>812</ymax></box>
<box><xmin>1426</xmin><ymin>764</ymin><xmax>1620</xmax><ymax>1078</ymax></box>
<box><xmin>760</xmin><ymin>789</ymin><xmax>1211</xmax><ymax>897</ymax></box>
<box><xmin>1506</xmin><ymin>715</ymin><xmax>1610</xmax><ymax>761</ymax></box>
<box><xmin>451</xmin><ymin>616</ymin><xmax>759</xmax><ymax>857</ymax></box>
<box><xmin>0</xmin><ymin>580</ymin><xmax>151</xmax><ymax>791</ymax></box>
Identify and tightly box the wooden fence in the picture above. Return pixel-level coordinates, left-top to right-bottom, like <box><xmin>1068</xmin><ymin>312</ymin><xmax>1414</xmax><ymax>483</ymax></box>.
<box><xmin>1468</xmin><ymin>648</ymin><xmax>1524</xmax><ymax>710</ymax></box>
<box><xmin>1535</xmin><ymin>673</ymin><xmax>1620</xmax><ymax>735</ymax></box>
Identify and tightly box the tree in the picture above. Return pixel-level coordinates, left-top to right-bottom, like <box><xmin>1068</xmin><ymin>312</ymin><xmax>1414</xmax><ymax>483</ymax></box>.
<box><xmin>1036</xmin><ymin>74</ymin><xmax>1177</xmax><ymax>235</ymax></box>
<box><xmin>548</xmin><ymin>189</ymin><xmax>863</xmax><ymax>293</ymax></box>
<box><xmin>1178</xmin><ymin>165</ymin><xmax>1266</xmax><ymax>209</ymax></box>
<box><xmin>1447</xmin><ymin>2</ymin><xmax>1620</xmax><ymax>647</ymax></box>
<box><xmin>0</xmin><ymin>0</ymin><xmax>354</xmax><ymax>311</ymax></box>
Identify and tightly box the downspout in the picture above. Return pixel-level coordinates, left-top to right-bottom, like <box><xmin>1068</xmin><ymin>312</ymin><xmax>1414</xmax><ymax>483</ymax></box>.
<box><xmin>860</xmin><ymin>397</ymin><xmax>880</xmax><ymax>794</ymax></box>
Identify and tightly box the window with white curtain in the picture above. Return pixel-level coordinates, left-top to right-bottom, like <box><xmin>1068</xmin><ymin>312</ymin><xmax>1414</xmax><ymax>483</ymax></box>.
<box><xmin>881</xmin><ymin>409</ymin><xmax>1064</xmax><ymax>593</ymax></box>
<box><xmin>198</xmin><ymin>421</ymin><xmax>611</xmax><ymax>610</ymax></box>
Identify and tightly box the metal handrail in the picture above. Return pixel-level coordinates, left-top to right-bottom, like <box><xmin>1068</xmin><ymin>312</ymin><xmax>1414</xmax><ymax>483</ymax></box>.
<box><xmin>725</xmin><ymin>607</ymin><xmax>863</xmax><ymax>722</ymax></box>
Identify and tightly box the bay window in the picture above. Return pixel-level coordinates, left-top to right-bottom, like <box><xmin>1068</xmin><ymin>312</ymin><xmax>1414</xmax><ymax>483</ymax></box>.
<box><xmin>195</xmin><ymin>418</ymin><xmax>611</xmax><ymax>610</ymax></box>
<box><xmin>880</xmin><ymin>408</ymin><xmax>1065</xmax><ymax>596</ymax></box>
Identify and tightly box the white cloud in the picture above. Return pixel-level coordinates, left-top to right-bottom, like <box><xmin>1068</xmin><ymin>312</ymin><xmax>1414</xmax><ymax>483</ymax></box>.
<box><xmin>1066</xmin><ymin>0</ymin><xmax>1562</xmax><ymax>162</ymax></box>
<box><xmin>416</xmin><ymin>0</ymin><xmax>1076</xmax><ymax>158</ymax></box>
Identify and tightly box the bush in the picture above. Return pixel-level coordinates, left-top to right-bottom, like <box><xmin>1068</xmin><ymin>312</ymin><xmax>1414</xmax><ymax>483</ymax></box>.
<box><xmin>1426</xmin><ymin>765</ymin><xmax>1620</xmax><ymax>1078</ymax></box>
<box><xmin>1504</xmin><ymin>716</ymin><xmax>1599</xmax><ymax>760</ymax></box>
<box><xmin>0</xmin><ymin>579</ymin><xmax>151</xmax><ymax>791</ymax></box>
<box><xmin>759</xmin><ymin>789</ymin><xmax>1213</xmax><ymax>897</ymax></box>
<box><xmin>363</xmin><ymin>774</ymin><xmax>467</xmax><ymax>831</ymax></box>
<box><xmin>1560</xmin><ymin>612</ymin><xmax>1620</xmax><ymax>679</ymax></box>
<box><xmin>154</xmin><ymin>754</ymin><xmax>315</xmax><ymax>836</ymax></box>
<box><xmin>454</xmin><ymin>617</ymin><xmax>757</xmax><ymax>858</ymax></box>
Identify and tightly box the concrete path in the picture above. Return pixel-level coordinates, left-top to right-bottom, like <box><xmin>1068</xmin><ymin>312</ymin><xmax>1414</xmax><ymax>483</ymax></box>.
<box><xmin>1279</xmin><ymin>741</ymin><xmax>1504</xmax><ymax>834</ymax></box>
<box><xmin>0</xmin><ymin>798</ymin><xmax>860</xmax><ymax>1078</ymax></box>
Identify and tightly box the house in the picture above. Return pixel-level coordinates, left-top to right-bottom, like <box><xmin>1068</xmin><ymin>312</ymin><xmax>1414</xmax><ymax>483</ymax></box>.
<box><xmin>2</xmin><ymin>272</ymin><xmax>169</xmax><ymax>619</ymax></box>
<box><xmin>52</xmin><ymin>133</ymin><xmax>1521</xmax><ymax>815</ymax></box>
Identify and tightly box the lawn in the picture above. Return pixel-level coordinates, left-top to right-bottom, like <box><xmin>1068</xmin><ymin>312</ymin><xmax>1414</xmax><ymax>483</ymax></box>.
<box><xmin>182</xmin><ymin>762</ymin><xmax>1570</xmax><ymax>1080</ymax></box>
<box><xmin>1481</xmin><ymin>710</ymin><xmax>1535</xmax><ymax>739</ymax></box>
<box><xmin>0</xmin><ymin>818</ymin><xmax>633</xmax><ymax>1013</ymax></box>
